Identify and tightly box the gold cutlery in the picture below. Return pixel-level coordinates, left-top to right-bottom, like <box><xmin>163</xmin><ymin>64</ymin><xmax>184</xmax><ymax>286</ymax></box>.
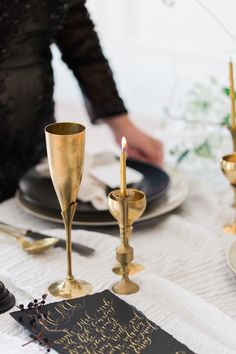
<box><xmin>0</xmin><ymin>229</ymin><xmax>59</xmax><ymax>254</ymax></box>
<box><xmin>0</xmin><ymin>222</ymin><xmax>94</xmax><ymax>256</ymax></box>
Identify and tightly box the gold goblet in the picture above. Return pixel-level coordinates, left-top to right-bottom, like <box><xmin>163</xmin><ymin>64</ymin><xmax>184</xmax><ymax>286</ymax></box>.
<box><xmin>108</xmin><ymin>189</ymin><xmax>146</xmax><ymax>295</ymax></box>
<box><xmin>221</xmin><ymin>153</ymin><xmax>236</xmax><ymax>234</ymax></box>
<box><xmin>45</xmin><ymin>122</ymin><xmax>93</xmax><ymax>298</ymax></box>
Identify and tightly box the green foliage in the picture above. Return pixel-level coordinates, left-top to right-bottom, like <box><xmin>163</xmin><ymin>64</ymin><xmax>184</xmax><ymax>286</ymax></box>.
<box><xmin>168</xmin><ymin>79</ymin><xmax>234</xmax><ymax>165</ymax></box>
<box><xmin>223</xmin><ymin>87</ymin><xmax>236</xmax><ymax>98</ymax></box>
<box><xmin>171</xmin><ymin>140</ymin><xmax>214</xmax><ymax>165</ymax></box>
<box><xmin>193</xmin><ymin>140</ymin><xmax>214</xmax><ymax>158</ymax></box>
<box><xmin>176</xmin><ymin>149</ymin><xmax>190</xmax><ymax>164</ymax></box>
<box><xmin>222</xmin><ymin>114</ymin><xmax>230</xmax><ymax>127</ymax></box>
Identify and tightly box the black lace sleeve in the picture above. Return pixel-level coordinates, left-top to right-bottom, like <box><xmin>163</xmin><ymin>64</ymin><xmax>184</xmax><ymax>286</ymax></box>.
<box><xmin>56</xmin><ymin>0</ymin><xmax>128</xmax><ymax>122</ymax></box>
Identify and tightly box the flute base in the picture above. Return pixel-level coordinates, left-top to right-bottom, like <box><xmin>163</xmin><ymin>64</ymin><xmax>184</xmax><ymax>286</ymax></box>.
<box><xmin>112</xmin><ymin>277</ymin><xmax>139</xmax><ymax>295</ymax></box>
<box><xmin>48</xmin><ymin>276</ymin><xmax>93</xmax><ymax>299</ymax></box>
<box><xmin>112</xmin><ymin>262</ymin><xmax>144</xmax><ymax>276</ymax></box>
<box><xmin>223</xmin><ymin>223</ymin><xmax>236</xmax><ymax>235</ymax></box>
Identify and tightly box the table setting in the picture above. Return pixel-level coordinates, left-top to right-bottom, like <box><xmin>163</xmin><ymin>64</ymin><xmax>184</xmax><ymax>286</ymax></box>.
<box><xmin>2</xmin><ymin>63</ymin><xmax>236</xmax><ymax>353</ymax></box>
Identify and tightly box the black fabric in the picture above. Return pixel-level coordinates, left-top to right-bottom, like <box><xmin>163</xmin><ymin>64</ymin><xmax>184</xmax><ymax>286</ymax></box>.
<box><xmin>0</xmin><ymin>0</ymin><xmax>127</xmax><ymax>201</ymax></box>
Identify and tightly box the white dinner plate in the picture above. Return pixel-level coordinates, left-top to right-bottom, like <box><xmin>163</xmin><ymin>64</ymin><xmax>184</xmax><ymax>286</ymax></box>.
<box><xmin>17</xmin><ymin>174</ymin><xmax>188</xmax><ymax>227</ymax></box>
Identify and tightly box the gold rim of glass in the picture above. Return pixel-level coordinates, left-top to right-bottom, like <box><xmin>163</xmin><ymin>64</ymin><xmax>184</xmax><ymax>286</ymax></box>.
<box><xmin>45</xmin><ymin>122</ymin><xmax>85</xmax><ymax>136</ymax></box>
<box><xmin>222</xmin><ymin>153</ymin><xmax>236</xmax><ymax>164</ymax></box>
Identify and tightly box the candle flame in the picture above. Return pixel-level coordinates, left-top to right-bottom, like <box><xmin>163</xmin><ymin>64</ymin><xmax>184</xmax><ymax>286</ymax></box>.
<box><xmin>121</xmin><ymin>136</ymin><xmax>127</xmax><ymax>152</ymax></box>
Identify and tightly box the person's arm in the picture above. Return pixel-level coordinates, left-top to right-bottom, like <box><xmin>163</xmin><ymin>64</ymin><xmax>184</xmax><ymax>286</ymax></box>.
<box><xmin>56</xmin><ymin>0</ymin><xmax>127</xmax><ymax>123</ymax></box>
<box><xmin>56</xmin><ymin>0</ymin><xmax>163</xmax><ymax>165</ymax></box>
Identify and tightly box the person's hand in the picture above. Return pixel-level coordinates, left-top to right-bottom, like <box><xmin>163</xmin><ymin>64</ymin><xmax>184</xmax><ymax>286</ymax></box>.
<box><xmin>105</xmin><ymin>114</ymin><xmax>163</xmax><ymax>166</ymax></box>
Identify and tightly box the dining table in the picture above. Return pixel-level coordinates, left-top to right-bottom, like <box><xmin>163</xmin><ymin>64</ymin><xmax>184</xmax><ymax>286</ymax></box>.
<box><xmin>0</xmin><ymin>116</ymin><xmax>236</xmax><ymax>354</ymax></box>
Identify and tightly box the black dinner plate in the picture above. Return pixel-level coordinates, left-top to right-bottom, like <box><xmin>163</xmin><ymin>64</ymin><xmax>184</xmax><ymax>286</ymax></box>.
<box><xmin>18</xmin><ymin>159</ymin><xmax>170</xmax><ymax>223</ymax></box>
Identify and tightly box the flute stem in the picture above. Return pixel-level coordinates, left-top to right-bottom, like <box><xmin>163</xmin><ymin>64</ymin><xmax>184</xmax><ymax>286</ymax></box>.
<box><xmin>61</xmin><ymin>202</ymin><xmax>77</xmax><ymax>280</ymax></box>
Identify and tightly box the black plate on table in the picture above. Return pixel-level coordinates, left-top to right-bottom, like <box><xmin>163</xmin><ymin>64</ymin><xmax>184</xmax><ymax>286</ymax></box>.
<box><xmin>18</xmin><ymin>159</ymin><xmax>170</xmax><ymax>224</ymax></box>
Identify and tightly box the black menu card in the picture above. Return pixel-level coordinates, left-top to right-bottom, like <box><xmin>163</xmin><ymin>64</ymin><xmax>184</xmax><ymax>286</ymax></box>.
<box><xmin>11</xmin><ymin>290</ymin><xmax>196</xmax><ymax>353</ymax></box>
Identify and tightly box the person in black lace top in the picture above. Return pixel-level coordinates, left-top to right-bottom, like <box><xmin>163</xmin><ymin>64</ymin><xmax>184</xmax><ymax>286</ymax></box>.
<box><xmin>0</xmin><ymin>0</ymin><xmax>163</xmax><ymax>202</ymax></box>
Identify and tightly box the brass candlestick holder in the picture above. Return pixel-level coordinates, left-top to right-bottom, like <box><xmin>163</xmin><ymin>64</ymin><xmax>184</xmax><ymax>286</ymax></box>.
<box><xmin>229</xmin><ymin>127</ymin><xmax>236</xmax><ymax>152</ymax></box>
<box><xmin>45</xmin><ymin>122</ymin><xmax>93</xmax><ymax>299</ymax></box>
<box><xmin>112</xmin><ymin>189</ymin><xmax>147</xmax><ymax>276</ymax></box>
<box><xmin>108</xmin><ymin>188</ymin><xmax>146</xmax><ymax>295</ymax></box>
<box><xmin>221</xmin><ymin>153</ymin><xmax>236</xmax><ymax>234</ymax></box>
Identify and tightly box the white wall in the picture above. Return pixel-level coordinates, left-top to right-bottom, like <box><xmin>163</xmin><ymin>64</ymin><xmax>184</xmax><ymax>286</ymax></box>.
<box><xmin>53</xmin><ymin>0</ymin><xmax>236</xmax><ymax>123</ymax></box>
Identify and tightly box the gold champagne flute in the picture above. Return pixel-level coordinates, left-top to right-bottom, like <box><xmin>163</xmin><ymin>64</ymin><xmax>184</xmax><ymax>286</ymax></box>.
<box><xmin>45</xmin><ymin>122</ymin><xmax>92</xmax><ymax>298</ymax></box>
<box><xmin>221</xmin><ymin>153</ymin><xmax>236</xmax><ymax>234</ymax></box>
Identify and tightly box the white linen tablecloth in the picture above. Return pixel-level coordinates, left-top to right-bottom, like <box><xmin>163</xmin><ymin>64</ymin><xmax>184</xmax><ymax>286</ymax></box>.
<box><xmin>0</xmin><ymin>170</ymin><xmax>236</xmax><ymax>354</ymax></box>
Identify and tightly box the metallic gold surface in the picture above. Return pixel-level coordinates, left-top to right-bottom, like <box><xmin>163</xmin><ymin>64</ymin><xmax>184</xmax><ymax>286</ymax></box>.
<box><xmin>45</xmin><ymin>122</ymin><xmax>85</xmax><ymax>211</ymax></box>
<box><xmin>108</xmin><ymin>189</ymin><xmax>146</xmax><ymax>294</ymax></box>
<box><xmin>221</xmin><ymin>153</ymin><xmax>236</xmax><ymax>234</ymax></box>
<box><xmin>48</xmin><ymin>278</ymin><xmax>92</xmax><ymax>300</ymax></box>
<box><xmin>20</xmin><ymin>238</ymin><xmax>59</xmax><ymax>254</ymax></box>
<box><xmin>229</xmin><ymin>60</ymin><xmax>236</xmax><ymax>128</ymax></box>
<box><xmin>229</xmin><ymin>127</ymin><xmax>236</xmax><ymax>152</ymax></box>
<box><xmin>120</xmin><ymin>137</ymin><xmax>127</xmax><ymax>196</ymax></box>
<box><xmin>7</xmin><ymin>235</ymin><xmax>58</xmax><ymax>254</ymax></box>
<box><xmin>0</xmin><ymin>225</ymin><xmax>59</xmax><ymax>254</ymax></box>
<box><xmin>108</xmin><ymin>189</ymin><xmax>146</xmax><ymax>226</ymax></box>
<box><xmin>109</xmin><ymin>189</ymin><xmax>146</xmax><ymax>277</ymax></box>
<box><xmin>45</xmin><ymin>122</ymin><xmax>92</xmax><ymax>298</ymax></box>
<box><xmin>223</xmin><ymin>223</ymin><xmax>236</xmax><ymax>234</ymax></box>
<box><xmin>112</xmin><ymin>262</ymin><xmax>144</xmax><ymax>276</ymax></box>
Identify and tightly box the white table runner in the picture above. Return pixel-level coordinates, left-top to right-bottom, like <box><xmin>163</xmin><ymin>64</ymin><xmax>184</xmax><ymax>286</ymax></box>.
<box><xmin>0</xmin><ymin>171</ymin><xmax>236</xmax><ymax>354</ymax></box>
